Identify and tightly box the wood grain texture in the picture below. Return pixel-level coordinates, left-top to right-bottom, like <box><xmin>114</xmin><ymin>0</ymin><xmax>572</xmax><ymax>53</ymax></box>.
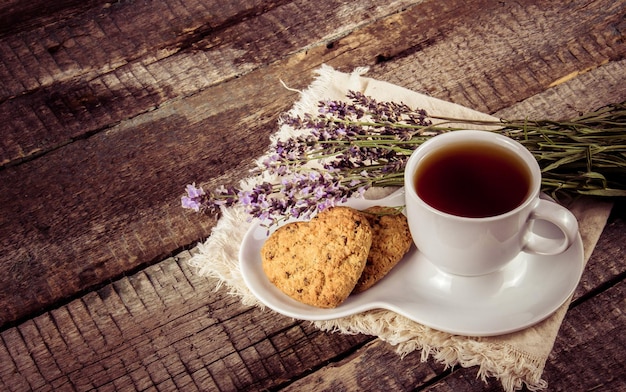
<box><xmin>0</xmin><ymin>0</ymin><xmax>107</xmax><ymax>38</ymax></box>
<box><xmin>363</xmin><ymin>0</ymin><xmax>626</xmax><ymax>114</ymax></box>
<box><xmin>0</xmin><ymin>0</ymin><xmax>416</xmax><ymax>166</ymax></box>
<box><xmin>279</xmin><ymin>339</ymin><xmax>444</xmax><ymax>391</ymax></box>
<box><xmin>0</xmin><ymin>251</ymin><xmax>373</xmax><ymax>391</ymax></box>
<box><xmin>0</xmin><ymin>0</ymin><xmax>625</xmax><ymax>390</ymax></box>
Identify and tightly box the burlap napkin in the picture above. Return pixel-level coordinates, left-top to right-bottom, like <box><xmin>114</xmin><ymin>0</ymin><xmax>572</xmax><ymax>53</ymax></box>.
<box><xmin>188</xmin><ymin>65</ymin><xmax>612</xmax><ymax>391</ymax></box>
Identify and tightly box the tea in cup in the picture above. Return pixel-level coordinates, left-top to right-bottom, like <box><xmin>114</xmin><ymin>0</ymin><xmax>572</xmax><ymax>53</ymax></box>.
<box><xmin>403</xmin><ymin>130</ymin><xmax>579</xmax><ymax>276</ymax></box>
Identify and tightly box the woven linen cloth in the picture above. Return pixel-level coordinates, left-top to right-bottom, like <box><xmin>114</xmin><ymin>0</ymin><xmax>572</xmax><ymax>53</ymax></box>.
<box><xmin>187</xmin><ymin>65</ymin><xmax>612</xmax><ymax>391</ymax></box>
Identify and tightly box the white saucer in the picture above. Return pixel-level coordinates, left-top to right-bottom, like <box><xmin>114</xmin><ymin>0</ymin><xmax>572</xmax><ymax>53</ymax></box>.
<box><xmin>239</xmin><ymin>189</ymin><xmax>584</xmax><ymax>336</ymax></box>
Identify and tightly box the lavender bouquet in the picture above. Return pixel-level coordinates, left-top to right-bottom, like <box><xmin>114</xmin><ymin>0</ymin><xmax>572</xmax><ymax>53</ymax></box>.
<box><xmin>182</xmin><ymin>91</ymin><xmax>626</xmax><ymax>225</ymax></box>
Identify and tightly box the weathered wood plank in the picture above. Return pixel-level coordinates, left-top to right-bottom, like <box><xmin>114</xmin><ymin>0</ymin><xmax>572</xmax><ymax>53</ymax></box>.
<box><xmin>573</xmin><ymin>205</ymin><xmax>626</xmax><ymax>303</ymax></box>
<box><xmin>0</xmin><ymin>1</ymin><xmax>106</xmax><ymax>38</ymax></box>
<box><xmin>0</xmin><ymin>0</ymin><xmax>624</xmax><ymax>329</ymax></box>
<box><xmin>362</xmin><ymin>0</ymin><xmax>626</xmax><ymax>114</ymax></box>
<box><xmin>0</xmin><ymin>251</ymin><xmax>373</xmax><ymax>391</ymax></box>
<box><xmin>546</xmin><ymin>285</ymin><xmax>626</xmax><ymax>391</ymax></box>
<box><xmin>0</xmin><ymin>0</ymin><xmax>417</xmax><ymax>167</ymax></box>
<box><xmin>279</xmin><ymin>339</ymin><xmax>445</xmax><ymax>391</ymax></box>
<box><xmin>0</xmin><ymin>203</ymin><xmax>622</xmax><ymax>391</ymax></box>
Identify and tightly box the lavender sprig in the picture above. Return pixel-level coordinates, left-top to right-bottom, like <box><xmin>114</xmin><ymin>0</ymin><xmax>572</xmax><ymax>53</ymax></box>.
<box><xmin>182</xmin><ymin>91</ymin><xmax>626</xmax><ymax>225</ymax></box>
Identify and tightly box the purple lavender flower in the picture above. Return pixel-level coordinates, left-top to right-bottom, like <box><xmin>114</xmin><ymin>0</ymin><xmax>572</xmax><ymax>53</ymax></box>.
<box><xmin>181</xmin><ymin>183</ymin><xmax>205</xmax><ymax>212</ymax></box>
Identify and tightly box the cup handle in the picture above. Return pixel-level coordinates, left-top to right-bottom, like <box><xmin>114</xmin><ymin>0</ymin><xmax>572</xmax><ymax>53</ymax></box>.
<box><xmin>523</xmin><ymin>199</ymin><xmax>579</xmax><ymax>255</ymax></box>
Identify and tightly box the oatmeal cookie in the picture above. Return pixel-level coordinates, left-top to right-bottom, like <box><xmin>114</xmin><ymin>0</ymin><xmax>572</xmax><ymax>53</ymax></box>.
<box><xmin>352</xmin><ymin>206</ymin><xmax>413</xmax><ymax>294</ymax></box>
<box><xmin>261</xmin><ymin>206</ymin><xmax>373</xmax><ymax>308</ymax></box>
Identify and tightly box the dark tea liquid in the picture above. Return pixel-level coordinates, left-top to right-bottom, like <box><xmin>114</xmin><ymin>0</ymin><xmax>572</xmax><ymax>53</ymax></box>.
<box><xmin>414</xmin><ymin>141</ymin><xmax>531</xmax><ymax>218</ymax></box>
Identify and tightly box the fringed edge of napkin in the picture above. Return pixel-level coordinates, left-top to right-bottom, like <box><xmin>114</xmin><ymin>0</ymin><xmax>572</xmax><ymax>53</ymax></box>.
<box><xmin>314</xmin><ymin>312</ymin><xmax>548</xmax><ymax>391</ymax></box>
<box><xmin>188</xmin><ymin>204</ymin><xmax>257</xmax><ymax>306</ymax></box>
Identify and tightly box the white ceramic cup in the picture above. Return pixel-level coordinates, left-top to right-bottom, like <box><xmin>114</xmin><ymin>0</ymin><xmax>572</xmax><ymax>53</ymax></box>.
<box><xmin>403</xmin><ymin>130</ymin><xmax>579</xmax><ymax>276</ymax></box>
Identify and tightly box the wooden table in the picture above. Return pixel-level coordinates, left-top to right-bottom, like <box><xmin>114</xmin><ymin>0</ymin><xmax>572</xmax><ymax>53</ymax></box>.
<box><xmin>1</xmin><ymin>0</ymin><xmax>624</xmax><ymax>390</ymax></box>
